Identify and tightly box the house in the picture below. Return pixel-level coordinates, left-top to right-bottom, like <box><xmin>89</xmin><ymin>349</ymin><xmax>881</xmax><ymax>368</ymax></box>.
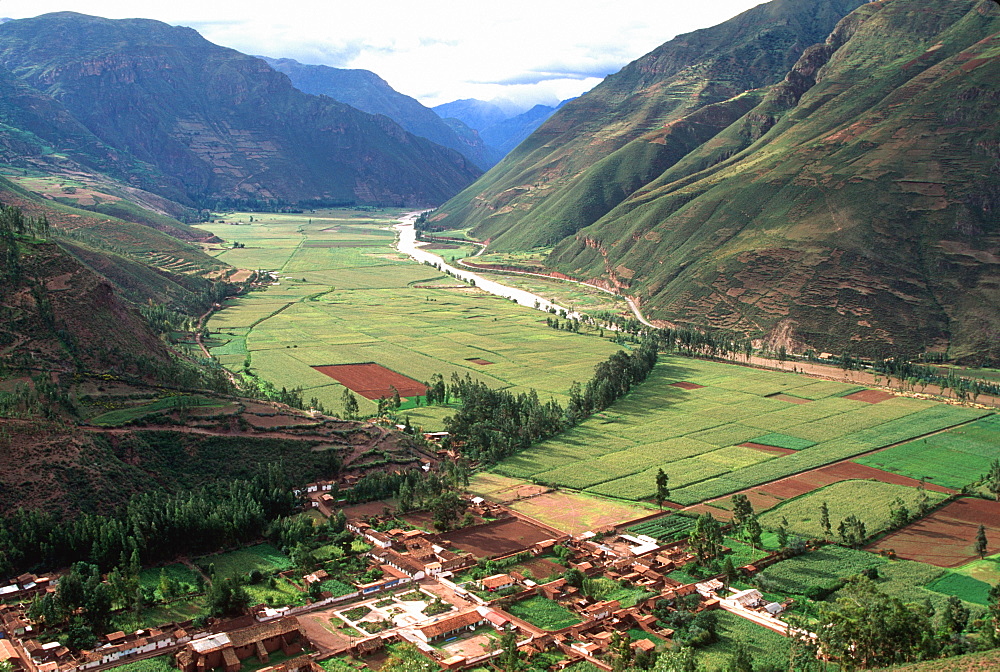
<box><xmin>412</xmin><ymin>609</ymin><xmax>487</xmax><ymax>643</ymax></box>
<box><xmin>0</xmin><ymin>639</ymin><xmax>24</xmax><ymax>672</ymax></box>
<box><xmin>481</xmin><ymin>609</ymin><xmax>514</xmax><ymax>631</ymax></box>
<box><xmin>479</xmin><ymin>574</ymin><xmax>515</xmax><ymax>592</ymax></box>
<box><xmin>582</xmin><ymin>600</ymin><xmax>620</xmax><ymax>621</ymax></box>
<box><xmin>539</xmin><ymin>578</ymin><xmax>567</xmax><ymax>600</ymax></box>
<box><xmin>175</xmin><ymin>618</ymin><xmax>306</xmax><ymax>672</ymax></box>
<box><xmin>632</xmin><ymin>639</ymin><xmax>656</xmax><ymax>653</ymax></box>
<box><xmin>730</xmin><ymin>589</ymin><xmax>763</xmax><ymax>609</ymax></box>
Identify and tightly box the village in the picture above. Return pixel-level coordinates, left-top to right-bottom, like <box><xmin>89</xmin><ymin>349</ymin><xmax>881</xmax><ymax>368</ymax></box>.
<box><xmin>0</xmin><ymin>474</ymin><xmax>798</xmax><ymax>672</ymax></box>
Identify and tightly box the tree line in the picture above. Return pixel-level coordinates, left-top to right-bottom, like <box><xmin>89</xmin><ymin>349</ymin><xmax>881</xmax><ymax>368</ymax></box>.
<box><xmin>443</xmin><ymin>338</ymin><xmax>659</xmax><ymax>463</ymax></box>
<box><xmin>0</xmin><ymin>464</ymin><xmax>296</xmax><ymax>576</ymax></box>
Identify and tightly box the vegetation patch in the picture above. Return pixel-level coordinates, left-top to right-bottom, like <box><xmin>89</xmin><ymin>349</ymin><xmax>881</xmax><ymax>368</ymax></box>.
<box><xmin>926</xmin><ymin>572</ymin><xmax>993</xmax><ymax>605</ymax></box>
<box><xmin>197</xmin><ymin>544</ymin><xmax>293</xmax><ymax>580</ymax></box>
<box><xmin>506</xmin><ymin>596</ymin><xmax>581</xmax><ymax>631</ymax></box>
<box><xmin>758</xmin><ymin>480</ymin><xmax>946</xmax><ymax>540</ymax></box>
<box><xmin>755</xmin><ymin>546</ymin><xmax>886</xmax><ymax>599</ymax></box>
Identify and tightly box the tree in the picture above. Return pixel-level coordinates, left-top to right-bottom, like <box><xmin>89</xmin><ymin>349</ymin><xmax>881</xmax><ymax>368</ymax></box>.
<box><xmin>838</xmin><ymin>515</ymin><xmax>867</xmax><ymax>548</ymax></box>
<box><xmin>820</xmin><ymin>501</ymin><xmax>832</xmax><ymax>539</ymax></box>
<box><xmin>495</xmin><ymin>630</ymin><xmax>523</xmax><ymax>672</ymax></box>
<box><xmin>341</xmin><ymin>388</ymin><xmax>359</xmax><ymax>419</ymax></box>
<box><xmin>889</xmin><ymin>497</ymin><xmax>910</xmax><ymax>529</ymax></box>
<box><xmin>722</xmin><ymin>557</ymin><xmax>739</xmax><ymax>587</ymax></box>
<box><xmin>800</xmin><ymin>577</ymin><xmax>938</xmax><ymax>670</ymax></box>
<box><xmin>688</xmin><ymin>513</ymin><xmax>723</xmax><ymax>564</ymax></box>
<box><xmin>206</xmin><ymin>577</ymin><xmax>251</xmax><ymax>617</ymax></box>
<box><xmin>776</xmin><ymin>525</ymin><xmax>789</xmax><ymax>549</ymax></box>
<box><xmin>656</xmin><ymin>469</ymin><xmax>670</xmax><ymax>510</ymax></box>
<box><xmin>731</xmin><ymin>494</ymin><xmax>754</xmax><ymax>529</ymax></box>
<box><xmin>745</xmin><ymin>516</ymin><xmax>763</xmax><ymax>550</ymax></box>
<box><xmin>975</xmin><ymin>524</ymin><xmax>988</xmax><ymax>559</ymax></box>
<box><xmin>430</xmin><ymin>491</ymin><xmax>467</xmax><ymax>531</ymax></box>
<box><xmin>985</xmin><ymin>459</ymin><xmax>1000</xmax><ymax>502</ymax></box>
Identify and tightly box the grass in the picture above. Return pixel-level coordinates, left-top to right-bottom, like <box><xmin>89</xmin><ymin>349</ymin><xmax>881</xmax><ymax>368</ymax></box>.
<box><xmin>628</xmin><ymin>514</ymin><xmax>697</xmax><ymax>541</ymax></box>
<box><xmin>754</xmin><ymin>546</ymin><xmax>887</xmax><ymax>598</ymax></box>
<box><xmin>758</xmin><ymin>480</ymin><xmax>948</xmax><ymax>539</ymax></box>
<box><xmin>110</xmin><ymin>656</ymin><xmax>176</xmax><ymax>672</ymax></box>
<box><xmin>197</xmin><ymin>210</ymin><xmax>624</xmax><ymax>429</ymax></box>
<box><xmin>854</xmin><ymin>415</ymin><xmax>1000</xmax><ymax>490</ymax></box>
<box><xmin>89</xmin><ymin>394</ymin><xmax>227</xmax><ymax>426</ymax></box>
<box><xmin>506</xmin><ymin>596</ymin><xmax>582</xmax><ymax>631</ymax></box>
<box><xmin>926</xmin><ymin>572</ymin><xmax>993</xmax><ymax>606</ymax></box>
<box><xmin>196</xmin><ymin>543</ymin><xmax>292</xmax><ymax>580</ymax></box>
<box><xmin>492</xmin><ymin>356</ymin><xmax>988</xmax><ymax>505</ymax></box>
<box><xmin>111</xmin><ymin>596</ymin><xmax>210</xmax><ymax>632</ymax></box>
<box><xmin>138</xmin><ymin>563</ymin><xmax>203</xmax><ymax>596</ymax></box>
<box><xmin>695</xmin><ymin>611</ymin><xmax>791</xmax><ymax>671</ymax></box>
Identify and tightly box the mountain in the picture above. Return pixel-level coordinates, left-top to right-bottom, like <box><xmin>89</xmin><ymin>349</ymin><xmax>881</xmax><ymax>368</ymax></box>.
<box><xmin>433</xmin><ymin>99</ymin><xmax>513</xmax><ymax>131</ymax></box>
<box><xmin>478</xmin><ymin>102</ymin><xmax>567</xmax><ymax>156</ymax></box>
<box><xmin>433</xmin><ymin>0</ymin><xmax>1000</xmax><ymax>362</ymax></box>
<box><xmin>433</xmin><ymin>98</ymin><xmax>566</xmax><ymax>161</ymax></box>
<box><xmin>0</xmin><ymin>13</ymin><xmax>480</xmax><ymax>209</ymax></box>
<box><xmin>259</xmin><ymin>57</ymin><xmax>501</xmax><ymax>170</ymax></box>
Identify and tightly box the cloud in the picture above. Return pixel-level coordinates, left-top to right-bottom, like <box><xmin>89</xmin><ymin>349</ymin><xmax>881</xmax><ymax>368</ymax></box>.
<box><xmin>1</xmin><ymin>0</ymin><xmax>769</xmax><ymax>108</ymax></box>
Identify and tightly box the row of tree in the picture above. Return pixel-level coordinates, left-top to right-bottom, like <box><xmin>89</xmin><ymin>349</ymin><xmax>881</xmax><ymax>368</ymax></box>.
<box><xmin>0</xmin><ymin>465</ymin><xmax>296</xmax><ymax>576</ymax></box>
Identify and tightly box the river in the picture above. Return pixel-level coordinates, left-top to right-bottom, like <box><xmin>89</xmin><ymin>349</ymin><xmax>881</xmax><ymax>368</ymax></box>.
<box><xmin>394</xmin><ymin>213</ymin><xmax>584</xmax><ymax>320</ymax></box>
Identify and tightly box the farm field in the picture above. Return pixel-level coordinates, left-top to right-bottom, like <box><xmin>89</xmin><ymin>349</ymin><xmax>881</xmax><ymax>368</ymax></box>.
<box><xmin>196</xmin><ymin>543</ymin><xmax>293</xmax><ymax>579</ymax></box>
<box><xmin>757</xmin><ymin>480</ymin><xmax>947</xmax><ymax>540</ymax></box>
<box><xmin>492</xmin><ymin>357</ymin><xmax>992</xmax><ymax>505</ymax></box>
<box><xmin>196</xmin><ymin>211</ymin><xmax>622</xmax><ymax>428</ymax></box>
<box><xmin>435</xmin><ymin>517</ymin><xmax>557</xmax><ymax>558</ymax></box>
<box><xmin>505</xmin><ymin>595</ymin><xmax>581</xmax><ymax>631</ymax></box>
<box><xmin>503</xmin><ymin>489</ymin><xmax>655</xmax><ymax>534</ymax></box>
<box><xmin>696</xmin><ymin>611</ymin><xmax>791</xmax><ymax>672</ymax></box>
<box><xmin>867</xmin><ymin>497</ymin><xmax>1000</xmax><ymax>567</ymax></box>
<box><xmin>855</xmin><ymin>414</ymin><xmax>1000</xmax><ymax>490</ymax></box>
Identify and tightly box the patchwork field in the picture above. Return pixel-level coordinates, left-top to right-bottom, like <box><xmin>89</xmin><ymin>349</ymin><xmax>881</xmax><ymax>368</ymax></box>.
<box><xmin>855</xmin><ymin>414</ymin><xmax>1000</xmax><ymax>490</ymax></box>
<box><xmin>867</xmin><ymin>497</ymin><xmax>1000</xmax><ymax>567</ymax></box>
<box><xmin>196</xmin><ymin>211</ymin><xmax>622</xmax><ymax>428</ymax></box>
<box><xmin>757</xmin><ymin>480</ymin><xmax>947</xmax><ymax>539</ymax></box>
<box><xmin>492</xmin><ymin>357</ymin><xmax>991</xmax><ymax>505</ymax></box>
<box><xmin>435</xmin><ymin>517</ymin><xmax>557</xmax><ymax>558</ymax></box>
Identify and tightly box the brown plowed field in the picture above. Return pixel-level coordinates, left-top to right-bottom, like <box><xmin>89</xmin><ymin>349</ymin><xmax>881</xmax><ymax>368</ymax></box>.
<box><xmin>670</xmin><ymin>381</ymin><xmax>705</xmax><ymax>390</ymax></box>
<box><xmin>867</xmin><ymin>498</ymin><xmax>1000</xmax><ymax>567</ymax></box>
<box><xmin>769</xmin><ymin>394</ymin><xmax>812</xmax><ymax>404</ymax></box>
<box><xmin>466</xmin><ymin>358</ymin><xmax>494</xmax><ymax>365</ymax></box>
<box><xmin>698</xmin><ymin>460</ymin><xmax>958</xmax><ymax>516</ymax></box>
<box><xmin>741</xmin><ymin>443</ymin><xmax>796</xmax><ymax>456</ymax></box>
<box><xmin>312</xmin><ymin>363</ymin><xmax>427</xmax><ymax>400</ymax></box>
<box><xmin>844</xmin><ymin>389</ymin><xmax>896</xmax><ymax>403</ymax></box>
<box><xmin>437</xmin><ymin>518</ymin><xmax>556</xmax><ymax>558</ymax></box>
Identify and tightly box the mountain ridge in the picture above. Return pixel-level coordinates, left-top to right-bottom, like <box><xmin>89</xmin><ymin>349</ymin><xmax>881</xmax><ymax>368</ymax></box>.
<box><xmin>0</xmin><ymin>12</ymin><xmax>480</xmax><ymax>209</ymax></box>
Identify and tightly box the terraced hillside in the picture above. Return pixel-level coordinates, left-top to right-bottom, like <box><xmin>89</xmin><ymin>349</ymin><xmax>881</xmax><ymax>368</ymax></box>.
<box><xmin>433</xmin><ymin>0</ymin><xmax>1000</xmax><ymax>362</ymax></box>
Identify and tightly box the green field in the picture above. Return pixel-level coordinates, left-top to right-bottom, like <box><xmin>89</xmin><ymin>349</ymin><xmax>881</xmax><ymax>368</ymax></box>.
<box><xmin>695</xmin><ymin>611</ymin><xmax>792</xmax><ymax>672</ymax></box>
<box><xmin>492</xmin><ymin>357</ymin><xmax>990</xmax><ymax>504</ymax></box>
<box><xmin>138</xmin><ymin>563</ymin><xmax>203</xmax><ymax>597</ymax></box>
<box><xmin>758</xmin><ymin>480</ymin><xmax>948</xmax><ymax>539</ymax></box>
<box><xmin>855</xmin><ymin>414</ymin><xmax>1000</xmax><ymax>490</ymax></box>
<box><xmin>627</xmin><ymin>514</ymin><xmax>697</xmax><ymax>541</ymax></box>
<box><xmin>110</xmin><ymin>656</ymin><xmax>176</xmax><ymax>672</ymax></box>
<box><xmin>926</xmin><ymin>572</ymin><xmax>993</xmax><ymax>605</ymax></box>
<box><xmin>754</xmin><ymin>546</ymin><xmax>887</xmax><ymax>598</ymax></box>
<box><xmin>90</xmin><ymin>395</ymin><xmax>228</xmax><ymax>426</ymax></box>
<box><xmin>196</xmin><ymin>543</ymin><xmax>292</xmax><ymax>579</ymax></box>
<box><xmin>196</xmin><ymin>211</ymin><xmax>622</xmax><ymax>429</ymax></box>
<box><xmin>506</xmin><ymin>595</ymin><xmax>582</xmax><ymax>631</ymax></box>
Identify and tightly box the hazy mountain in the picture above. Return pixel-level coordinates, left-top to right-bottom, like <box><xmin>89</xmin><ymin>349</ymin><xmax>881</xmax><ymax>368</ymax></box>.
<box><xmin>0</xmin><ymin>13</ymin><xmax>480</xmax><ymax>209</ymax></box>
<box><xmin>433</xmin><ymin>99</ymin><xmax>512</xmax><ymax>131</ymax></box>
<box><xmin>434</xmin><ymin>97</ymin><xmax>567</xmax><ymax>159</ymax></box>
<box><xmin>431</xmin><ymin>0</ymin><xmax>1000</xmax><ymax>361</ymax></box>
<box><xmin>259</xmin><ymin>57</ymin><xmax>500</xmax><ymax>169</ymax></box>
<box><xmin>479</xmin><ymin>101</ymin><xmax>569</xmax><ymax>156</ymax></box>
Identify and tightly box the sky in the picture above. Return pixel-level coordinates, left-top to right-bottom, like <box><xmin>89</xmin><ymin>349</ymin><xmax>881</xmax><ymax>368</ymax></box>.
<box><xmin>0</xmin><ymin>0</ymin><xmax>767</xmax><ymax>110</ymax></box>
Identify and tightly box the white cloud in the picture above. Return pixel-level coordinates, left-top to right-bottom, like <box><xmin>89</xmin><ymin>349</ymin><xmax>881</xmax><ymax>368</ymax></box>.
<box><xmin>1</xmin><ymin>0</ymin><xmax>767</xmax><ymax>108</ymax></box>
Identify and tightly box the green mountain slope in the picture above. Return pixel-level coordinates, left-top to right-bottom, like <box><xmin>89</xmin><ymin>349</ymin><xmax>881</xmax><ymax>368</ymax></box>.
<box><xmin>261</xmin><ymin>57</ymin><xmax>501</xmax><ymax>170</ymax></box>
<box><xmin>430</xmin><ymin>0</ymin><xmax>868</xmax><ymax>248</ymax></box>
<box><xmin>0</xmin><ymin>13</ymin><xmax>480</xmax><ymax>208</ymax></box>
<box><xmin>547</xmin><ymin>0</ymin><xmax>1000</xmax><ymax>361</ymax></box>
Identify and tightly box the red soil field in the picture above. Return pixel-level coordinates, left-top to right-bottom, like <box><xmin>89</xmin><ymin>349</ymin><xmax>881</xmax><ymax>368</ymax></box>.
<box><xmin>741</xmin><ymin>442</ymin><xmax>797</xmax><ymax>456</ymax></box>
<box><xmin>312</xmin><ymin>363</ymin><xmax>427</xmax><ymax>400</ymax></box>
<box><xmin>436</xmin><ymin>518</ymin><xmax>556</xmax><ymax>558</ymax></box>
<box><xmin>844</xmin><ymin>389</ymin><xmax>896</xmax><ymax>403</ymax></box>
<box><xmin>867</xmin><ymin>498</ymin><xmax>1000</xmax><ymax>567</ymax></box>
<box><xmin>466</xmin><ymin>358</ymin><xmax>494</xmax><ymax>365</ymax></box>
<box><xmin>518</xmin><ymin>557</ymin><xmax>565</xmax><ymax>580</ymax></box>
<box><xmin>670</xmin><ymin>382</ymin><xmax>705</xmax><ymax>390</ymax></box>
<box><xmin>769</xmin><ymin>393</ymin><xmax>812</xmax><ymax>404</ymax></box>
